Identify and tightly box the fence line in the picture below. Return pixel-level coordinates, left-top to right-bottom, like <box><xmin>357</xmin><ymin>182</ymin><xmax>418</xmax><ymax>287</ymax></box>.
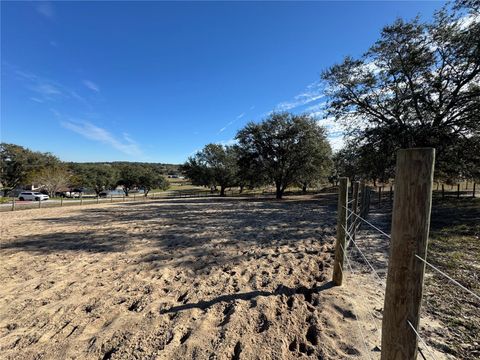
<box><xmin>415</xmin><ymin>255</ymin><xmax>480</xmax><ymax>302</ymax></box>
<box><xmin>331</xmin><ymin>148</ymin><xmax>479</xmax><ymax>360</ymax></box>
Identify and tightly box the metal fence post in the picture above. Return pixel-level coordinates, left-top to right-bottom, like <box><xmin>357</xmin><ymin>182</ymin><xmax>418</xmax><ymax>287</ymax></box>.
<box><xmin>333</xmin><ymin>177</ymin><xmax>348</xmax><ymax>286</ymax></box>
<box><xmin>381</xmin><ymin>148</ymin><xmax>435</xmax><ymax>360</ymax></box>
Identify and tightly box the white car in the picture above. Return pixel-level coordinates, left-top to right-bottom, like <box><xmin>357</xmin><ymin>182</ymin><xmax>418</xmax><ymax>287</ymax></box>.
<box><xmin>18</xmin><ymin>192</ymin><xmax>49</xmax><ymax>201</ymax></box>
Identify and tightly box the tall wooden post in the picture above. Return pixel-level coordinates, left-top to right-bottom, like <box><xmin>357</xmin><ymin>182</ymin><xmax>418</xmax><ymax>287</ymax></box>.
<box><xmin>359</xmin><ymin>181</ymin><xmax>366</xmax><ymax>218</ymax></box>
<box><xmin>351</xmin><ymin>181</ymin><xmax>360</xmax><ymax>241</ymax></box>
<box><xmin>333</xmin><ymin>177</ymin><xmax>348</xmax><ymax>286</ymax></box>
<box><xmin>367</xmin><ymin>187</ymin><xmax>371</xmax><ymax>214</ymax></box>
<box><xmin>381</xmin><ymin>148</ymin><xmax>435</xmax><ymax>360</ymax></box>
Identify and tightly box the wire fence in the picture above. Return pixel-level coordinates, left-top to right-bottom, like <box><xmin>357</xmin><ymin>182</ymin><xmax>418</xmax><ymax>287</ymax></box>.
<box><xmin>0</xmin><ymin>187</ymin><xmax>328</xmax><ymax>212</ymax></box>
<box><xmin>336</xmin><ymin>176</ymin><xmax>480</xmax><ymax>359</ymax></box>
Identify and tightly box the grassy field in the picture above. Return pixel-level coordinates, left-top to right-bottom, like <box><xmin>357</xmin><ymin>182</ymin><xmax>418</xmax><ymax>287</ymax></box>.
<box><xmin>424</xmin><ymin>197</ymin><xmax>480</xmax><ymax>359</ymax></box>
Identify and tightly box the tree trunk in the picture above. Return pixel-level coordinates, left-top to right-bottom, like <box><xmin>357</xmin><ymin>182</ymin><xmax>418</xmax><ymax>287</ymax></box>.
<box><xmin>239</xmin><ymin>184</ymin><xmax>244</xmax><ymax>194</ymax></box>
<box><xmin>302</xmin><ymin>182</ymin><xmax>307</xmax><ymax>194</ymax></box>
<box><xmin>220</xmin><ymin>186</ymin><xmax>226</xmax><ymax>196</ymax></box>
<box><xmin>124</xmin><ymin>188</ymin><xmax>129</xmax><ymax>196</ymax></box>
<box><xmin>275</xmin><ymin>182</ymin><xmax>283</xmax><ymax>199</ymax></box>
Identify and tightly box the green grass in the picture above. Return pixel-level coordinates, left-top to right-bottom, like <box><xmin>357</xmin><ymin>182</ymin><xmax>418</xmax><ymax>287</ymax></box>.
<box><xmin>423</xmin><ymin>197</ymin><xmax>480</xmax><ymax>359</ymax></box>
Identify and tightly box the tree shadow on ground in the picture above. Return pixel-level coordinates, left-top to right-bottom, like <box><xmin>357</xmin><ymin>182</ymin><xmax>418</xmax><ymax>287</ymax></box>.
<box><xmin>2</xmin><ymin>195</ymin><xmax>338</xmax><ymax>273</ymax></box>
<box><xmin>161</xmin><ymin>281</ymin><xmax>335</xmax><ymax>314</ymax></box>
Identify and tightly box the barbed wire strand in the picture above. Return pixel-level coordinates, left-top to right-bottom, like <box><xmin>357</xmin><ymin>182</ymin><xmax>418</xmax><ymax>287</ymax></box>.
<box><xmin>338</xmin><ymin>261</ymin><xmax>375</xmax><ymax>360</ymax></box>
<box><xmin>342</xmin><ymin>226</ymin><xmax>386</xmax><ymax>287</ymax></box>
<box><xmin>342</xmin><ymin>206</ymin><xmax>391</xmax><ymax>240</ymax></box>
<box><xmin>415</xmin><ymin>255</ymin><xmax>480</xmax><ymax>302</ymax></box>
<box><xmin>406</xmin><ymin>320</ymin><xmax>438</xmax><ymax>360</ymax></box>
<box><xmin>341</xmin><ymin>243</ymin><xmax>383</xmax><ymax>334</ymax></box>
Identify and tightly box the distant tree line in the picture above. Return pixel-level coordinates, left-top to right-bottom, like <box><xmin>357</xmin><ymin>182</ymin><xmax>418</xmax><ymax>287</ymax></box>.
<box><xmin>0</xmin><ymin>143</ymin><xmax>171</xmax><ymax>197</ymax></box>
<box><xmin>182</xmin><ymin>112</ymin><xmax>333</xmax><ymax>199</ymax></box>
<box><xmin>323</xmin><ymin>1</ymin><xmax>480</xmax><ymax>185</ymax></box>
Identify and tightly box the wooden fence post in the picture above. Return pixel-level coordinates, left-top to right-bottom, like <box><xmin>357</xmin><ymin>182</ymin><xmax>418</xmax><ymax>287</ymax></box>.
<box><xmin>381</xmin><ymin>148</ymin><xmax>435</xmax><ymax>360</ymax></box>
<box><xmin>351</xmin><ymin>181</ymin><xmax>359</xmax><ymax>241</ymax></box>
<box><xmin>473</xmin><ymin>183</ymin><xmax>476</xmax><ymax>198</ymax></box>
<box><xmin>359</xmin><ymin>181</ymin><xmax>366</xmax><ymax>218</ymax></box>
<box><xmin>333</xmin><ymin>177</ymin><xmax>348</xmax><ymax>286</ymax></box>
<box><xmin>11</xmin><ymin>197</ymin><xmax>15</xmax><ymax>211</ymax></box>
<box><xmin>367</xmin><ymin>187</ymin><xmax>372</xmax><ymax>214</ymax></box>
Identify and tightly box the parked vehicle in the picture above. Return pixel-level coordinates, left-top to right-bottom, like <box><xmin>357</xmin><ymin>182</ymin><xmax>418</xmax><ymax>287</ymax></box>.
<box><xmin>18</xmin><ymin>192</ymin><xmax>49</xmax><ymax>201</ymax></box>
<box><xmin>64</xmin><ymin>191</ymin><xmax>81</xmax><ymax>198</ymax></box>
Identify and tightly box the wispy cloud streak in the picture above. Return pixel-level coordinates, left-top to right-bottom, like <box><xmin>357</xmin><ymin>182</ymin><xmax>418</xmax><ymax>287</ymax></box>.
<box><xmin>83</xmin><ymin>80</ymin><xmax>100</xmax><ymax>92</ymax></box>
<box><xmin>275</xmin><ymin>81</ymin><xmax>325</xmax><ymax>111</ymax></box>
<box><xmin>61</xmin><ymin>120</ymin><xmax>142</xmax><ymax>156</ymax></box>
<box><xmin>217</xmin><ymin>112</ymin><xmax>245</xmax><ymax>134</ymax></box>
<box><xmin>36</xmin><ymin>2</ymin><xmax>54</xmax><ymax>19</ymax></box>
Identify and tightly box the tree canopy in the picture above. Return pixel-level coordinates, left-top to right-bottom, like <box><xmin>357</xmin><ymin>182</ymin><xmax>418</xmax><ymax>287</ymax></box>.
<box><xmin>322</xmin><ymin>2</ymin><xmax>480</xmax><ymax>181</ymax></box>
<box><xmin>183</xmin><ymin>144</ymin><xmax>239</xmax><ymax>196</ymax></box>
<box><xmin>236</xmin><ymin>113</ymin><xmax>332</xmax><ymax>199</ymax></box>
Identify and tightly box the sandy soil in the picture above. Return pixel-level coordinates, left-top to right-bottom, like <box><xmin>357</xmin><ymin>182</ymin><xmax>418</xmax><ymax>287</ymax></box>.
<box><xmin>0</xmin><ymin>195</ymin><xmax>443</xmax><ymax>359</ymax></box>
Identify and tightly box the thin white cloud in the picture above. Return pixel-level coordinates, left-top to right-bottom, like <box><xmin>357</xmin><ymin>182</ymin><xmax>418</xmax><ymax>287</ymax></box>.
<box><xmin>14</xmin><ymin>68</ymin><xmax>90</xmax><ymax>107</ymax></box>
<box><xmin>30</xmin><ymin>97</ymin><xmax>44</xmax><ymax>103</ymax></box>
<box><xmin>217</xmin><ymin>112</ymin><xmax>246</xmax><ymax>134</ymax></box>
<box><xmin>83</xmin><ymin>80</ymin><xmax>100</xmax><ymax>92</ymax></box>
<box><xmin>36</xmin><ymin>2</ymin><xmax>54</xmax><ymax>19</ymax></box>
<box><xmin>61</xmin><ymin>120</ymin><xmax>142</xmax><ymax>156</ymax></box>
<box><xmin>275</xmin><ymin>81</ymin><xmax>325</xmax><ymax>111</ymax></box>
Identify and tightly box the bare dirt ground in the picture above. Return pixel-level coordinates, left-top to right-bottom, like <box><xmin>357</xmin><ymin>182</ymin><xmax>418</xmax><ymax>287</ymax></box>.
<box><xmin>0</xmin><ymin>194</ymin><xmax>458</xmax><ymax>359</ymax></box>
<box><xmin>1</xmin><ymin>194</ymin><xmax>380</xmax><ymax>360</ymax></box>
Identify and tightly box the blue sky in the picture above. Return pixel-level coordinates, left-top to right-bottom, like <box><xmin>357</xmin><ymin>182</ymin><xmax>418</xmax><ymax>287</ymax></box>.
<box><xmin>1</xmin><ymin>1</ymin><xmax>444</xmax><ymax>163</ymax></box>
